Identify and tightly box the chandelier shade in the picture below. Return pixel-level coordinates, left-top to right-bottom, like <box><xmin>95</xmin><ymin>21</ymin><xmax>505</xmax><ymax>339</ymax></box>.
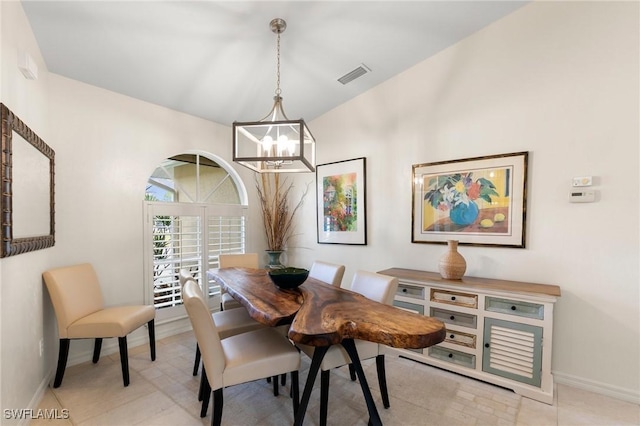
<box><xmin>232</xmin><ymin>18</ymin><xmax>316</xmax><ymax>173</ymax></box>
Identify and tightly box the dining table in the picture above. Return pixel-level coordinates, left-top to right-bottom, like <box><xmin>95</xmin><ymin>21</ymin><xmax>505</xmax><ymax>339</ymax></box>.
<box><xmin>208</xmin><ymin>267</ymin><xmax>446</xmax><ymax>426</ymax></box>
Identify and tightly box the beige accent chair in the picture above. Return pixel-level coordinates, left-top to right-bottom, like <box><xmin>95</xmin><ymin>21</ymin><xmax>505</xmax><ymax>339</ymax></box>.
<box><xmin>308</xmin><ymin>261</ymin><xmax>345</xmax><ymax>287</ymax></box>
<box><xmin>182</xmin><ymin>280</ymin><xmax>300</xmax><ymax>426</ymax></box>
<box><xmin>218</xmin><ymin>253</ymin><xmax>259</xmax><ymax>310</ymax></box>
<box><xmin>42</xmin><ymin>263</ymin><xmax>155</xmax><ymax>388</ymax></box>
<box><xmin>296</xmin><ymin>270</ymin><xmax>399</xmax><ymax>426</ymax></box>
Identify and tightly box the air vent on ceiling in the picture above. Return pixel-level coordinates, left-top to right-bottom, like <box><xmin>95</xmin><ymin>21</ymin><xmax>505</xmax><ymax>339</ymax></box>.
<box><xmin>337</xmin><ymin>64</ymin><xmax>371</xmax><ymax>85</ymax></box>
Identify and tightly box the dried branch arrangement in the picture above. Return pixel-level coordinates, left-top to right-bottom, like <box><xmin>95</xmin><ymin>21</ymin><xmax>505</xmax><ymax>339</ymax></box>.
<box><xmin>256</xmin><ymin>173</ymin><xmax>308</xmax><ymax>251</ymax></box>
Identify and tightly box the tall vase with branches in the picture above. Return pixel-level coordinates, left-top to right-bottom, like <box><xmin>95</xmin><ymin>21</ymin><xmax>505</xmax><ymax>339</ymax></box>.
<box><xmin>256</xmin><ymin>173</ymin><xmax>308</xmax><ymax>267</ymax></box>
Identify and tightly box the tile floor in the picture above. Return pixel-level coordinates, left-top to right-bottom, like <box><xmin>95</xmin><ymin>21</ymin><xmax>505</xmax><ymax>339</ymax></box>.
<box><xmin>32</xmin><ymin>332</ymin><xmax>639</xmax><ymax>425</ymax></box>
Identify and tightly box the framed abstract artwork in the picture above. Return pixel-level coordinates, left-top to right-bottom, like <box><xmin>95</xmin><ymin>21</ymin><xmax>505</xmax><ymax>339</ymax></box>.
<box><xmin>316</xmin><ymin>157</ymin><xmax>367</xmax><ymax>245</ymax></box>
<box><xmin>412</xmin><ymin>152</ymin><xmax>528</xmax><ymax>248</ymax></box>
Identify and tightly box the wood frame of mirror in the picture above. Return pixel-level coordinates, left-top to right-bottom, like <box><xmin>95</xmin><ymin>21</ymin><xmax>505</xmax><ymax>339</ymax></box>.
<box><xmin>1</xmin><ymin>103</ymin><xmax>55</xmax><ymax>257</ymax></box>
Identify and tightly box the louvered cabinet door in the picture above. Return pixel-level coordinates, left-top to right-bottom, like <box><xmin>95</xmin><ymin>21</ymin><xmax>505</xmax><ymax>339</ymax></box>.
<box><xmin>482</xmin><ymin>318</ymin><xmax>543</xmax><ymax>387</ymax></box>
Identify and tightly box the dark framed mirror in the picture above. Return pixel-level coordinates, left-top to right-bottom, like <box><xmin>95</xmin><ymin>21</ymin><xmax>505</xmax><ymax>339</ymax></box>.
<box><xmin>1</xmin><ymin>103</ymin><xmax>55</xmax><ymax>257</ymax></box>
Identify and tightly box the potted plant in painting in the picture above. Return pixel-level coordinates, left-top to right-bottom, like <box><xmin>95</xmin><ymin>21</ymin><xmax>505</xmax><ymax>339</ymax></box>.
<box><xmin>256</xmin><ymin>173</ymin><xmax>308</xmax><ymax>268</ymax></box>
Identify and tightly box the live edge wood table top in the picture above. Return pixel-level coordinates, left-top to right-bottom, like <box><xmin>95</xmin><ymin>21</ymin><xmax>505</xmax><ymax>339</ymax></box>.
<box><xmin>209</xmin><ymin>267</ymin><xmax>446</xmax><ymax>348</ymax></box>
<box><xmin>209</xmin><ymin>267</ymin><xmax>446</xmax><ymax>426</ymax></box>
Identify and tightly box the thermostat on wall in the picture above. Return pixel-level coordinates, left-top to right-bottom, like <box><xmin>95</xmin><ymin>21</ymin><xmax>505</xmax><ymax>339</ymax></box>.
<box><xmin>572</xmin><ymin>176</ymin><xmax>593</xmax><ymax>187</ymax></box>
<box><xmin>569</xmin><ymin>190</ymin><xmax>595</xmax><ymax>203</ymax></box>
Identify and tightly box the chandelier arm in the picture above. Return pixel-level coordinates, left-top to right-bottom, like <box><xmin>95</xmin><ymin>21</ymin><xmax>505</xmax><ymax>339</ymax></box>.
<box><xmin>258</xmin><ymin>100</ymin><xmax>280</xmax><ymax>122</ymax></box>
<box><xmin>258</xmin><ymin>96</ymin><xmax>290</xmax><ymax>122</ymax></box>
<box><xmin>276</xmin><ymin>97</ymin><xmax>290</xmax><ymax>121</ymax></box>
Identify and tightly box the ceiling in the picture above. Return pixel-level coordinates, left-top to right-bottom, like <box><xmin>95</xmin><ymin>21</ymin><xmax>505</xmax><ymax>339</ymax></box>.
<box><xmin>21</xmin><ymin>1</ymin><xmax>527</xmax><ymax>126</ymax></box>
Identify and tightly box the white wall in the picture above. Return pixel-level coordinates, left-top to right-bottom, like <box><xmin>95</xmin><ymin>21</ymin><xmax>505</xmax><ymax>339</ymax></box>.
<box><xmin>289</xmin><ymin>1</ymin><xmax>639</xmax><ymax>403</ymax></box>
<box><xmin>0</xmin><ymin>1</ymin><xmax>54</xmax><ymax>416</ymax></box>
<box><xmin>1</xmin><ymin>0</ymin><xmax>638</xmax><ymax>416</ymax></box>
<box><xmin>0</xmin><ymin>1</ymin><xmax>264</xmax><ymax>417</ymax></box>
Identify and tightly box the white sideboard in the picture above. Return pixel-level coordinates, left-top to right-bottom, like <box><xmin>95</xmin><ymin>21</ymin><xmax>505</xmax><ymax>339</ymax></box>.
<box><xmin>378</xmin><ymin>268</ymin><xmax>561</xmax><ymax>404</ymax></box>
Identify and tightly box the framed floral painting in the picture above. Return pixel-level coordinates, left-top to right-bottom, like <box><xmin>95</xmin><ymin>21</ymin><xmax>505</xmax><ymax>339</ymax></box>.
<box><xmin>412</xmin><ymin>152</ymin><xmax>528</xmax><ymax>248</ymax></box>
<box><xmin>316</xmin><ymin>157</ymin><xmax>367</xmax><ymax>245</ymax></box>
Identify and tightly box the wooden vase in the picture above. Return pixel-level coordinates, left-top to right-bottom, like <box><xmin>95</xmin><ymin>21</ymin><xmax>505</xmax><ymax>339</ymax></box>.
<box><xmin>438</xmin><ymin>240</ymin><xmax>466</xmax><ymax>280</ymax></box>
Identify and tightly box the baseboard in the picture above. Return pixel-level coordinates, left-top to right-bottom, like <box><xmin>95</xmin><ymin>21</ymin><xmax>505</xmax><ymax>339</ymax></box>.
<box><xmin>554</xmin><ymin>371</ymin><xmax>640</xmax><ymax>405</ymax></box>
<box><xmin>18</xmin><ymin>369</ymin><xmax>55</xmax><ymax>426</ymax></box>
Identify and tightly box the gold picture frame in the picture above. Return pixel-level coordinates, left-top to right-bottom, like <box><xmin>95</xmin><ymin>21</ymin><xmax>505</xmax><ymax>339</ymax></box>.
<box><xmin>412</xmin><ymin>152</ymin><xmax>527</xmax><ymax>248</ymax></box>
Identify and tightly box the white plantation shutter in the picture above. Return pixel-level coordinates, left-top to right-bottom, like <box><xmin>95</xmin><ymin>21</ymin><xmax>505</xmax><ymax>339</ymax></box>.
<box><xmin>144</xmin><ymin>202</ymin><xmax>247</xmax><ymax>322</ymax></box>
<box><xmin>205</xmin><ymin>204</ymin><xmax>247</xmax><ymax>298</ymax></box>
<box><xmin>151</xmin><ymin>213</ymin><xmax>201</xmax><ymax>309</ymax></box>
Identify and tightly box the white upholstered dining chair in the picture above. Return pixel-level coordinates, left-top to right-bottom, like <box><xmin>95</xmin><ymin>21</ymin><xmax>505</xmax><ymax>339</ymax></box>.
<box><xmin>308</xmin><ymin>260</ymin><xmax>345</xmax><ymax>287</ymax></box>
<box><xmin>178</xmin><ymin>269</ymin><xmax>263</xmax><ymax>378</ymax></box>
<box><xmin>42</xmin><ymin>263</ymin><xmax>156</xmax><ymax>388</ymax></box>
<box><xmin>218</xmin><ymin>253</ymin><xmax>259</xmax><ymax>310</ymax></box>
<box><xmin>296</xmin><ymin>270</ymin><xmax>399</xmax><ymax>426</ymax></box>
<box><xmin>182</xmin><ymin>279</ymin><xmax>301</xmax><ymax>426</ymax></box>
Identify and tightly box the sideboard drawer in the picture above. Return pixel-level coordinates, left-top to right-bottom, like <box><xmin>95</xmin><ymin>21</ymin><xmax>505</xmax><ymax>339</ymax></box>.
<box><xmin>445</xmin><ymin>329</ymin><xmax>477</xmax><ymax>349</ymax></box>
<box><xmin>431</xmin><ymin>288</ymin><xmax>478</xmax><ymax>309</ymax></box>
<box><xmin>393</xmin><ymin>300</ymin><xmax>424</xmax><ymax>315</ymax></box>
<box><xmin>397</xmin><ymin>283</ymin><xmax>425</xmax><ymax>300</ymax></box>
<box><xmin>428</xmin><ymin>346</ymin><xmax>476</xmax><ymax>369</ymax></box>
<box><xmin>485</xmin><ymin>297</ymin><xmax>544</xmax><ymax>320</ymax></box>
<box><xmin>430</xmin><ymin>307</ymin><xmax>477</xmax><ymax>329</ymax></box>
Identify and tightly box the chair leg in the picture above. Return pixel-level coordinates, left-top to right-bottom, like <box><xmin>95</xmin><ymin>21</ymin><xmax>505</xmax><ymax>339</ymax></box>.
<box><xmin>281</xmin><ymin>373</ymin><xmax>286</xmax><ymax>386</ymax></box>
<box><xmin>212</xmin><ymin>388</ymin><xmax>223</xmax><ymax>426</ymax></box>
<box><xmin>53</xmin><ymin>339</ymin><xmax>70</xmax><ymax>388</ymax></box>
<box><xmin>348</xmin><ymin>364</ymin><xmax>357</xmax><ymax>381</ymax></box>
<box><xmin>320</xmin><ymin>370</ymin><xmax>330</xmax><ymax>426</ymax></box>
<box><xmin>272</xmin><ymin>375</ymin><xmax>279</xmax><ymax>396</ymax></box>
<box><xmin>118</xmin><ymin>336</ymin><xmax>130</xmax><ymax>387</ymax></box>
<box><xmin>291</xmin><ymin>371</ymin><xmax>299</xmax><ymax>416</ymax></box>
<box><xmin>200</xmin><ymin>368</ymin><xmax>211</xmax><ymax>418</ymax></box>
<box><xmin>92</xmin><ymin>338</ymin><xmax>103</xmax><ymax>363</ymax></box>
<box><xmin>147</xmin><ymin>319</ymin><xmax>156</xmax><ymax>361</ymax></box>
<box><xmin>198</xmin><ymin>369</ymin><xmax>205</xmax><ymax>401</ymax></box>
<box><xmin>193</xmin><ymin>344</ymin><xmax>201</xmax><ymax>376</ymax></box>
<box><xmin>376</xmin><ymin>354</ymin><xmax>390</xmax><ymax>409</ymax></box>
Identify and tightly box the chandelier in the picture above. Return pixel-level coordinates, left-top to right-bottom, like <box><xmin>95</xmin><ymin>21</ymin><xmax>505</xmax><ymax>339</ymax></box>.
<box><xmin>232</xmin><ymin>18</ymin><xmax>316</xmax><ymax>173</ymax></box>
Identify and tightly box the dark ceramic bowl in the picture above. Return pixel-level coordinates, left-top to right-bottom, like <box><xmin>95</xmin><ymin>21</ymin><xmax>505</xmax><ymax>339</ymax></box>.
<box><xmin>268</xmin><ymin>267</ymin><xmax>309</xmax><ymax>290</ymax></box>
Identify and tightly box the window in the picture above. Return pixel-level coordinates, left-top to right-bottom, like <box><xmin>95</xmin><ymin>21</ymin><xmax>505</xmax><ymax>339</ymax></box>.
<box><xmin>143</xmin><ymin>153</ymin><xmax>248</xmax><ymax>322</ymax></box>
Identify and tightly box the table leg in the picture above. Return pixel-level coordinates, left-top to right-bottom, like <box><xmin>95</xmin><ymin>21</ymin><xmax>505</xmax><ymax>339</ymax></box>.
<box><xmin>341</xmin><ymin>339</ymin><xmax>383</xmax><ymax>426</ymax></box>
<box><xmin>293</xmin><ymin>345</ymin><xmax>329</xmax><ymax>426</ymax></box>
